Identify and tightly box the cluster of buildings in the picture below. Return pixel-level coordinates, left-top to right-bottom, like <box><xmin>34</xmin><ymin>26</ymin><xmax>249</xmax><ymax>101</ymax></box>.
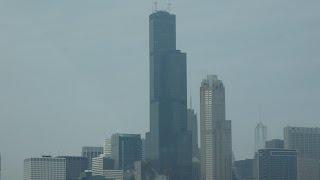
<box><xmin>233</xmin><ymin>125</ymin><xmax>320</xmax><ymax>180</ymax></box>
<box><xmin>18</xmin><ymin>9</ymin><xmax>319</xmax><ymax>180</ymax></box>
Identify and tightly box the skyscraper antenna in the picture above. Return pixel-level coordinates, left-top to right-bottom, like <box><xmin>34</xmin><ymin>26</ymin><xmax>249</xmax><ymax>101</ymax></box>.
<box><xmin>153</xmin><ymin>1</ymin><xmax>158</xmax><ymax>12</ymax></box>
<box><xmin>167</xmin><ymin>0</ymin><xmax>172</xmax><ymax>12</ymax></box>
<box><xmin>258</xmin><ymin>105</ymin><xmax>262</xmax><ymax>123</ymax></box>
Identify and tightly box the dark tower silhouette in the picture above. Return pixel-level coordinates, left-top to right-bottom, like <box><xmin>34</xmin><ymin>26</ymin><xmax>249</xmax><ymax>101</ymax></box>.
<box><xmin>146</xmin><ymin>10</ymin><xmax>192</xmax><ymax>180</ymax></box>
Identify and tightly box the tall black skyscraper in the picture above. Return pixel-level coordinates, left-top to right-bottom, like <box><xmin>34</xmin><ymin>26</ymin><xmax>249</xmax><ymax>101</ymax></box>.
<box><xmin>146</xmin><ymin>10</ymin><xmax>192</xmax><ymax>180</ymax></box>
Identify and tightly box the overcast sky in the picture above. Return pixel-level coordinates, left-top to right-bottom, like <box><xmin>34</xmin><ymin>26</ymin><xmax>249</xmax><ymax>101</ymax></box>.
<box><xmin>0</xmin><ymin>0</ymin><xmax>319</xmax><ymax>179</ymax></box>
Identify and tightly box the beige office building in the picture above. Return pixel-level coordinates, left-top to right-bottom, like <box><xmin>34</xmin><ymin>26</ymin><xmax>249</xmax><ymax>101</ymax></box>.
<box><xmin>284</xmin><ymin>126</ymin><xmax>320</xmax><ymax>180</ymax></box>
<box><xmin>200</xmin><ymin>75</ymin><xmax>232</xmax><ymax>180</ymax></box>
<box><xmin>23</xmin><ymin>156</ymin><xmax>66</xmax><ymax>180</ymax></box>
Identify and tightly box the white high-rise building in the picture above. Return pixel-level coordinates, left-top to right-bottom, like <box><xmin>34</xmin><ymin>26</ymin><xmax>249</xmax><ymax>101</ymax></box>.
<box><xmin>254</xmin><ymin>122</ymin><xmax>267</xmax><ymax>152</ymax></box>
<box><xmin>104</xmin><ymin>138</ymin><xmax>112</xmax><ymax>157</ymax></box>
<box><xmin>92</xmin><ymin>154</ymin><xmax>122</xmax><ymax>179</ymax></box>
<box><xmin>23</xmin><ymin>156</ymin><xmax>66</xmax><ymax>180</ymax></box>
<box><xmin>200</xmin><ymin>75</ymin><xmax>232</xmax><ymax>180</ymax></box>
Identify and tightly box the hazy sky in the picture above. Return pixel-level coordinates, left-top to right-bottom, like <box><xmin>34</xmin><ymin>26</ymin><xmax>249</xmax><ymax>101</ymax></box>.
<box><xmin>0</xmin><ymin>0</ymin><xmax>319</xmax><ymax>179</ymax></box>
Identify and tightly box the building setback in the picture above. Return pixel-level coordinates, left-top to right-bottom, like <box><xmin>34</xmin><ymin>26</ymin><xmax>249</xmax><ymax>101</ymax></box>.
<box><xmin>145</xmin><ymin>10</ymin><xmax>192</xmax><ymax>180</ymax></box>
<box><xmin>23</xmin><ymin>156</ymin><xmax>66</xmax><ymax>180</ymax></box>
<box><xmin>200</xmin><ymin>75</ymin><xmax>232</xmax><ymax>180</ymax></box>
<box><xmin>258</xmin><ymin>149</ymin><xmax>297</xmax><ymax>180</ymax></box>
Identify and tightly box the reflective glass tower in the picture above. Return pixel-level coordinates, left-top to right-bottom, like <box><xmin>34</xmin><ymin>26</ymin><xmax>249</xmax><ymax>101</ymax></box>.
<box><xmin>146</xmin><ymin>10</ymin><xmax>192</xmax><ymax>180</ymax></box>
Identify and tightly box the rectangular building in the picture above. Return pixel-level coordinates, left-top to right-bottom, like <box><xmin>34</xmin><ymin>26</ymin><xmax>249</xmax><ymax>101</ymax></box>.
<box><xmin>297</xmin><ymin>157</ymin><xmax>320</xmax><ymax>180</ymax></box>
<box><xmin>233</xmin><ymin>159</ymin><xmax>254</xmax><ymax>180</ymax></box>
<box><xmin>284</xmin><ymin>127</ymin><xmax>320</xmax><ymax>180</ymax></box>
<box><xmin>102</xmin><ymin>170</ymin><xmax>123</xmax><ymax>180</ymax></box>
<box><xmin>258</xmin><ymin>149</ymin><xmax>297</xmax><ymax>180</ymax></box>
<box><xmin>200</xmin><ymin>75</ymin><xmax>232</xmax><ymax>180</ymax></box>
<box><xmin>265</xmin><ymin>139</ymin><xmax>284</xmax><ymax>149</ymax></box>
<box><xmin>57</xmin><ymin>156</ymin><xmax>88</xmax><ymax>180</ymax></box>
<box><xmin>81</xmin><ymin>146</ymin><xmax>103</xmax><ymax>170</ymax></box>
<box><xmin>111</xmin><ymin>133</ymin><xmax>142</xmax><ymax>170</ymax></box>
<box><xmin>284</xmin><ymin>126</ymin><xmax>320</xmax><ymax>159</ymax></box>
<box><xmin>104</xmin><ymin>138</ymin><xmax>111</xmax><ymax>157</ymax></box>
<box><xmin>24</xmin><ymin>156</ymin><xmax>66</xmax><ymax>180</ymax></box>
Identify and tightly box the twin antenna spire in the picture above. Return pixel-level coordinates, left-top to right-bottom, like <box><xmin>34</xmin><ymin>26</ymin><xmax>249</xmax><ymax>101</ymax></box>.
<box><xmin>153</xmin><ymin>0</ymin><xmax>173</xmax><ymax>12</ymax></box>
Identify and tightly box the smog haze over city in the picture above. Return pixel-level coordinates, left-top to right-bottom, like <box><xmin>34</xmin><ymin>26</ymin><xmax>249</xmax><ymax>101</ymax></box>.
<box><xmin>0</xmin><ymin>0</ymin><xmax>319</xmax><ymax>180</ymax></box>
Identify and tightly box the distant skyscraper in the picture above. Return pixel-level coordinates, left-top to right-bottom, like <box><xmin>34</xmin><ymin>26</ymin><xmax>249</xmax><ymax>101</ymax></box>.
<box><xmin>284</xmin><ymin>126</ymin><xmax>320</xmax><ymax>159</ymax></box>
<box><xmin>111</xmin><ymin>133</ymin><xmax>142</xmax><ymax>170</ymax></box>
<box><xmin>81</xmin><ymin>147</ymin><xmax>103</xmax><ymax>170</ymax></box>
<box><xmin>254</xmin><ymin>123</ymin><xmax>267</xmax><ymax>152</ymax></box>
<box><xmin>145</xmin><ymin>10</ymin><xmax>192</xmax><ymax>180</ymax></box>
<box><xmin>57</xmin><ymin>156</ymin><xmax>88</xmax><ymax>180</ymax></box>
<box><xmin>187</xmin><ymin>108</ymin><xmax>199</xmax><ymax>159</ymax></box>
<box><xmin>257</xmin><ymin>149</ymin><xmax>297</xmax><ymax>180</ymax></box>
<box><xmin>104</xmin><ymin>138</ymin><xmax>112</xmax><ymax>157</ymax></box>
<box><xmin>265</xmin><ymin>139</ymin><xmax>284</xmax><ymax>149</ymax></box>
<box><xmin>284</xmin><ymin>126</ymin><xmax>320</xmax><ymax>180</ymax></box>
<box><xmin>200</xmin><ymin>75</ymin><xmax>232</xmax><ymax>180</ymax></box>
<box><xmin>0</xmin><ymin>154</ymin><xmax>1</xmax><ymax>180</ymax></box>
<box><xmin>24</xmin><ymin>156</ymin><xmax>66</xmax><ymax>180</ymax></box>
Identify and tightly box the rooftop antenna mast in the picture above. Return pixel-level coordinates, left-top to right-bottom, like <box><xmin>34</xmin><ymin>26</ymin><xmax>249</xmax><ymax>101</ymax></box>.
<box><xmin>153</xmin><ymin>1</ymin><xmax>158</xmax><ymax>12</ymax></box>
<box><xmin>167</xmin><ymin>0</ymin><xmax>172</xmax><ymax>12</ymax></box>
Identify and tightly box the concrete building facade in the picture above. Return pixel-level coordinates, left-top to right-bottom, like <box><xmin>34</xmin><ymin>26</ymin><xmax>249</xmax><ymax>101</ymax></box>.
<box><xmin>81</xmin><ymin>147</ymin><xmax>103</xmax><ymax>170</ymax></box>
<box><xmin>200</xmin><ymin>75</ymin><xmax>232</xmax><ymax>180</ymax></box>
<box><xmin>284</xmin><ymin>126</ymin><xmax>320</xmax><ymax>180</ymax></box>
<box><xmin>23</xmin><ymin>156</ymin><xmax>66</xmax><ymax>180</ymax></box>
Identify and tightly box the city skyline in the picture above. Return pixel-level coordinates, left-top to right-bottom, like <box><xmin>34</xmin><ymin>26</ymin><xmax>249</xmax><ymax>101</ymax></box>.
<box><xmin>1</xmin><ymin>0</ymin><xmax>320</xmax><ymax>179</ymax></box>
